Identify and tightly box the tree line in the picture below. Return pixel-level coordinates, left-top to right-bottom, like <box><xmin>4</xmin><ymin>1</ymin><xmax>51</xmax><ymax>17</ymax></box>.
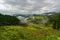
<box><xmin>48</xmin><ymin>12</ymin><xmax>60</xmax><ymax>30</ymax></box>
<box><xmin>0</xmin><ymin>14</ymin><xmax>20</xmax><ymax>26</ymax></box>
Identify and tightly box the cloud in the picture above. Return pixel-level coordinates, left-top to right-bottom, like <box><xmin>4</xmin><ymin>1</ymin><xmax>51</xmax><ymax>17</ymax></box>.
<box><xmin>0</xmin><ymin>0</ymin><xmax>5</xmax><ymax>3</ymax></box>
<box><xmin>0</xmin><ymin>0</ymin><xmax>60</xmax><ymax>15</ymax></box>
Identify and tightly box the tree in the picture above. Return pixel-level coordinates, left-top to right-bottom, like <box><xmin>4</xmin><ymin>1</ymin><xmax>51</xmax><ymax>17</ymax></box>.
<box><xmin>0</xmin><ymin>14</ymin><xmax>20</xmax><ymax>26</ymax></box>
<box><xmin>48</xmin><ymin>13</ymin><xmax>60</xmax><ymax>29</ymax></box>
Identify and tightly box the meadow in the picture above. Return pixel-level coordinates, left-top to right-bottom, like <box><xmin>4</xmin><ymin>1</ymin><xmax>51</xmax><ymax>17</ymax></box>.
<box><xmin>0</xmin><ymin>25</ymin><xmax>60</xmax><ymax>40</ymax></box>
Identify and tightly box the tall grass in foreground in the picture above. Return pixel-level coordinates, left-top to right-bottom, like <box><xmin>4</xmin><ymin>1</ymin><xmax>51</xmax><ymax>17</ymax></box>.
<box><xmin>0</xmin><ymin>26</ymin><xmax>59</xmax><ymax>40</ymax></box>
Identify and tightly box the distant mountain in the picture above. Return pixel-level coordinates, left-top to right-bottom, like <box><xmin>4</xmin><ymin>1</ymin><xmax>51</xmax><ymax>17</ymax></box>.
<box><xmin>45</xmin><ymin>12</ymin><xmax>56</xmax><ymax>14</ymax></box>
<box><xmin>13</xmin><ymin>12</ymin><xmax>58</xmax><ymax>17</ymax></box>
<box><xmin>13</xmin><ymin>14</ymin><xmax>28</xmax><ymax>17</ymax></box>
<box><xmin>42</xmin><ymin>12</ymin><xmax>57</xmax><ymax>15</ymax></box>
<box><xmin>13</xmin><ymin>13</ymin><xmax>41</xmax><ymax>17</ymax></box>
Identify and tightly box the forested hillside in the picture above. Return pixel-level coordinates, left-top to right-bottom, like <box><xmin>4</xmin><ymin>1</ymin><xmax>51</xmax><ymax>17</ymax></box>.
<box><xmin>0</xmin><ymin>14</ymin><xmax>20</xmax><ymax>26</ymax></box>
<box><xmin>0</xmin><ymin>12</ymin><xmax>60</xmax><ymax>29</ymax></box>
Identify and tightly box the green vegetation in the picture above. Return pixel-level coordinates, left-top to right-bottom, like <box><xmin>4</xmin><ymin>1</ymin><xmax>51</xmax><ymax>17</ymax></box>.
<box><xmin>0</xmin><ymin>12</ymin><xmax>60</xmax><ymax>40</ymax></box>
<box><xmin>48</xmin><ymin>13</ymin><xmax>60</xmax><ymax>29</ymax></box>
<box><xmin>0</xmin><ymin>14</ymin><xmax>20</xmax><ymax>26</ymax></box>
<box><xmin>0</xmin><ymin>26</ymin><xmax>59</xmax><ymax>40</ymax></box>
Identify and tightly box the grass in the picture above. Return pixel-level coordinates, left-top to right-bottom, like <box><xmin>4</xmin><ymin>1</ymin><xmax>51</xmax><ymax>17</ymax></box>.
<box><xmin>0</xmin><ymin>26</ymin><xmax>59</xmax><ymax>40</ymax></box>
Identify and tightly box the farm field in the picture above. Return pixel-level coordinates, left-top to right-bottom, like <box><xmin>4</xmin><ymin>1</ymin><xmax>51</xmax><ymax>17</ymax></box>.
<box><xmin>0</xmin><ymin>26</ymin><xmax>59</xmax><ymax>40</ymax></box>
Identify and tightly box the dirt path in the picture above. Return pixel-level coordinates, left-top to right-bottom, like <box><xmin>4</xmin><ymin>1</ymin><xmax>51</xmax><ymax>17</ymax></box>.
<box><xmin>28</xmin><ymin>29</ymin><xmax>55</xmax><ymax>38</ymax></box>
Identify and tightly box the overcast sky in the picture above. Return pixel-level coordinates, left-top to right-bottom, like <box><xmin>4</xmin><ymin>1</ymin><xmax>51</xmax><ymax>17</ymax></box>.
<box><xmin>0</xmin><ymin>0</ymin><xmax>60</xmax><ymax>15</ymax></box>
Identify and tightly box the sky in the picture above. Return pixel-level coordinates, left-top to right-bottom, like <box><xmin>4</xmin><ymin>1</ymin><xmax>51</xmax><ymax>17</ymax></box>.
<box><xmin>0</xmin><ymin>0</ymin><xmax>60</xmax><ymax>15</ymax></box>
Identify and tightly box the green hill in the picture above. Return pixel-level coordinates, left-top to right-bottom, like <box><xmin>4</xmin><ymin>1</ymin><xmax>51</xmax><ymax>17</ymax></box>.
<box><xmin>0</xmin><ymin>14</ymin><xmax>20</xmax><ymax>26</ymax></box>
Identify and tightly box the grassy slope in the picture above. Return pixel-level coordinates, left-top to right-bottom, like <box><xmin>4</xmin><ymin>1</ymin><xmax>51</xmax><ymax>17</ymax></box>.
<box><xmin>0</xmin><ymin>16</ymin><xmax>60</xmax><ymax>40</ymax></box>
<box><xmin>0</xmin><ymin>25</ymin><xmax>59</xmax><ymax>40</ymax></box>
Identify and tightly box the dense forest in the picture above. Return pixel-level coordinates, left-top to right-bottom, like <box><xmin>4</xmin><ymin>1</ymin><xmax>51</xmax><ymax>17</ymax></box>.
<box><xmin>48</xmin><ymin>13</ymin><xmax>60</xmax><ymax>29</ymax></box>
<box><xmin>0</xmin><ymin>14</ymin><xmax>20</xmax><ymax>26</ymax></box>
